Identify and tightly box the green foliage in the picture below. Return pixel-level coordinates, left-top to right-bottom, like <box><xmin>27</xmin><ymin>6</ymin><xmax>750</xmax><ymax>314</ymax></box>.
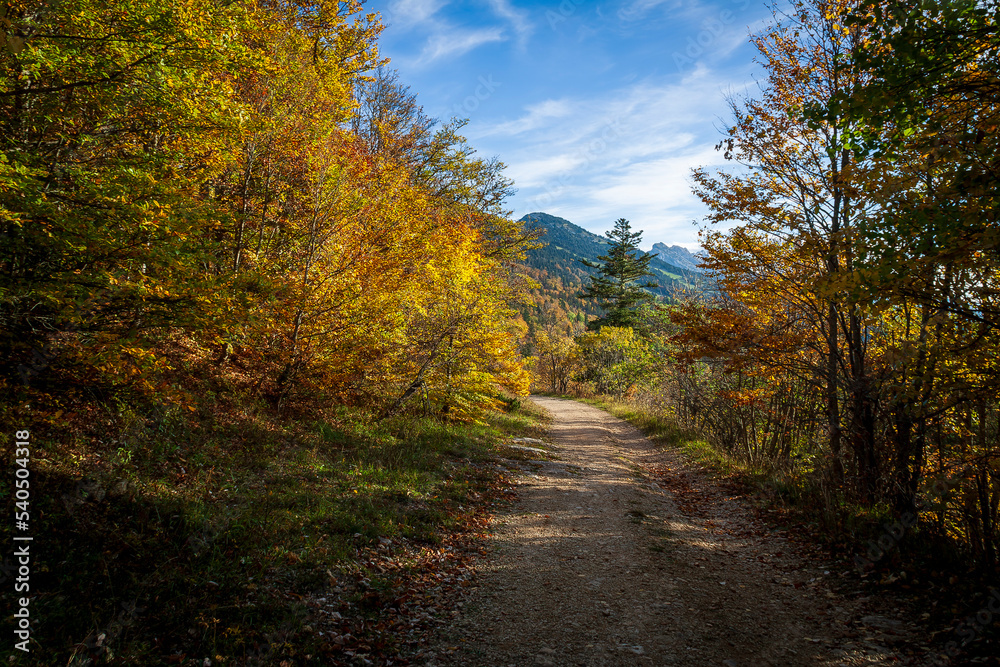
<box><xmin>0</xmin><ymin>0</ymin><xmax>249</xmax><ymax>382</ymax></box>
<box><xmin>574</xmin><ymin>326</ymin><xmax>654</xmax><ymax>397</ymax></box>
<box><xmin>578</xmin><ymin>218</ymin><xmax>658</xmax><ymax>330</ymax></box>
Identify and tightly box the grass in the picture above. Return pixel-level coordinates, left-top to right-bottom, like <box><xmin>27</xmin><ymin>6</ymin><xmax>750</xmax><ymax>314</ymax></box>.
<box><xmin>1</xmin><ymin>383</ymin><xmax>548</xmax><ymax>666</ymax></box>
<box><xmin>574</xmin><ymin>395</ymin><xmax>738</xmax><ymax>475</ymax></box>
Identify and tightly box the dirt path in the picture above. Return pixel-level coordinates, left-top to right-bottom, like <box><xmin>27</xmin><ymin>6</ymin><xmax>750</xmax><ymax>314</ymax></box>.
<box><xmin>431</xmin><ymin>397</ymin><xmax>935</xmax><ymax>667</ymax></box>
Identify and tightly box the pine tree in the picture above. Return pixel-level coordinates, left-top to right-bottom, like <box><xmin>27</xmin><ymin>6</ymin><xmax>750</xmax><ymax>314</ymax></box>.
<box><xmin>578</xmin><ymin>218</ymin><xmax>657</xmax><ymax>330</ymax></box>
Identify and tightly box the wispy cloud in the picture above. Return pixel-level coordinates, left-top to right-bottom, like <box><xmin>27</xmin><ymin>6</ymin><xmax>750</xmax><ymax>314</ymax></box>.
<box><xmin>476</xmin><ymin>99</ymin><xmax>573</xmax><ymax>137</ymax></box>
<box><xmin>506</xmin><ymin>154</ymin><xmax>582</xmax><ymax>188</ymax></box>
<box><xmin>375</xmin><ymin>0</ymin><xmax>769</xmax><ymax>248</ymax></box>
<box><xmin>384</xmin><ymin>0</ymin><xmax>533</xmax><ymax>68</ymax></box>
<box><xmin>413</xmin><ymin>27</ymin><xmax>507</xmax><ymax>66</ymax></box>
<box><xmin>470</xmin><ymin>70</ymin><xmax>751</xmax><ymax>247</ymax></box>
<box><xmin>384</xmin><ymin>0</ymin><xmax>449</xmax><ymax>28</ymax></box>
<box><xmin>486</xmin><ymin>0</ymin><xmax>533</xmax><ymax>44</ymax></box>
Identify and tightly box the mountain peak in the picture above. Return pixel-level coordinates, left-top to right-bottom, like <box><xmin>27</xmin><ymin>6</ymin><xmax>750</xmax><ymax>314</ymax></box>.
<box><xmin>520</xmin><ymin>213</ymin><xmax>705</xmax><ymax>274</ymax></box>
<box><xmin>650</xmin><ymin>242</ymin><xmax>704</xmax><ymax>273</ymax></box>
<box><xmin>518</xmin><ymin>211</ymin><xmax>702</xmax><ymax>284</ymax></box>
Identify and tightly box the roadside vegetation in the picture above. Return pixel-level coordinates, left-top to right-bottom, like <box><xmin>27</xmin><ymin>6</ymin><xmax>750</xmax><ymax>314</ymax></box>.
<box><xmin>2</xmin><ymin>364</ymin><xmax>546</xmax><ymax>665</ymax></box>
<box><xmin>0</xmin><ymin>1</ymin><xmax>542</xmax><ymax>664</ymax></box>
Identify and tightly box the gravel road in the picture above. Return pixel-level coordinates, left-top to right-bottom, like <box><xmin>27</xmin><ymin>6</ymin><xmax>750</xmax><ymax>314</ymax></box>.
<box><xmin>433</xmin><ymin>396</ymin><xmax>935</xmax><ymax>667</ymax></box>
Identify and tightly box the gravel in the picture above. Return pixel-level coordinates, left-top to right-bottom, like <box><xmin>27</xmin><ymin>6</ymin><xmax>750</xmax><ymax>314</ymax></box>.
<box><xmin>430</xmin><ymin>397</ymin><xmax>939</xmax><ymax>667</ymax></box>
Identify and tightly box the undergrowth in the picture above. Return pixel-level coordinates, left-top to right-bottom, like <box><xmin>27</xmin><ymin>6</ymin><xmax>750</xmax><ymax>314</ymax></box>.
<box><xmin>1</xmin><ymin>381</ymin><xmax>547</xmax><ymax>666</ymax></box>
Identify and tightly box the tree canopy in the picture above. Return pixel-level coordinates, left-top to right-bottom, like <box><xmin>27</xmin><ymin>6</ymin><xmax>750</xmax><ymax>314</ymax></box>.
<box><xmin>0</xmin><ymin>0</ymin><xmax>535</xmax><ymax>418</ymax></box>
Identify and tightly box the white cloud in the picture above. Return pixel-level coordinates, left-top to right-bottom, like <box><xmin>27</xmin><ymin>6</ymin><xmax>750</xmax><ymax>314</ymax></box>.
<box><xmin>505</xmin><ymin>154</ymin><xmax>582</xmax><ymax>188</ymax></box>
<box><xmin>383</xmin><ymin>0</ymin><xmax>533</xmax><ymax>68</ymax></box>
<box><xmin>385</xmin><ymin>0</ymin><xmax>449</xmax><ymax>28</ymax></box>
<box><xmin>467</xmin><ymin>72</ymin><xmax>750</xmax><ymax>247</ymax></box>
<box><xmin>413</xmin><ymin>27</ymin><xmax>507</xmax><ymax>66</ymax></box>
<box><xmin>486</xmin><ymin>0</ymin><xmax>533</xmax><ymax>44</ymax></box>
<box><xmin>529</xmin><ymin>146</ymin><xmax>726</xmax><ymax>250</ymax></box>
<box><xmin>475</xmin><ymin>99</ymin><xmax>573</xmax><ymax>137</ymax></box>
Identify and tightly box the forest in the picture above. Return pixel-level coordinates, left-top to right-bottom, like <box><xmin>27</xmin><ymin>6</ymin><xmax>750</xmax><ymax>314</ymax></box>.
<box><xmin>0</xmin><ymin>1</ymin><xmax>541</xmax><ymax>664</ymax></box>
<box><xmin>1</xmin><ymin>0</ymin><xmax>998</xmax><ymax>664</ymax></box>
<box><xmin>0</xmin><ymin>0</ymin><xmax>536</xmax><ymax>420</ymax></box>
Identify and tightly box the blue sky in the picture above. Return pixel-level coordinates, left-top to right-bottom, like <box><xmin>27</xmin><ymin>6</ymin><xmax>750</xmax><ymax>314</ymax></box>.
<box><xmin>370</xmin><ymin>0</ymin><xmax>774</xmax><ymax>250</ymax></box>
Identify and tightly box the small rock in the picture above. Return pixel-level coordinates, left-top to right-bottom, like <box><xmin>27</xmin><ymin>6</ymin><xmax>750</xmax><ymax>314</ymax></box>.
<box><xmin>861</xmin><ymin>615</ymin><xmax>905</xmax><ymax>633</ymax></box>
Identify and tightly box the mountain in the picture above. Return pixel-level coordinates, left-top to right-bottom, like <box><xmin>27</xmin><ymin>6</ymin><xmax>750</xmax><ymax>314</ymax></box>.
<box><xmin>515</xmin><ymin>212</ymin><xmax>703</xmax><ymax>337</ymax></box>
<box><xmin>520</xmin><ymin>212</ymin><xmax>701</xmax><ymax>290</ymax></box>
<box><xmin>650</xmin><ymin>242</ymin><xmax>704</xmax><ymax>273</ymax></box>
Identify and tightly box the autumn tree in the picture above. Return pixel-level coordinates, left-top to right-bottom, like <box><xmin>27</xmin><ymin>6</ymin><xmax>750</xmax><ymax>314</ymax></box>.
<box><xmin>0</xmin><ymin>0</ymin><xmax>534</xmax><ymax>423</ymax></box>
<box><xmin>0</xmin><ymin>0</ymin><xmax>257</xmax><ymax>393</ymax></box>
<box><xmin>533</xmin><ymin>326</ymin><xmax>580</xmax><ymax>394</ymax></box>
<box><xmin>826</xmin><ymin>0</ymin><xmax>1000</xmax><ymax>527</ymax></box>
<box><xmin>677</xmin><ymin>0</ymin><xmax>1000</xmax><ymax>565</ymax></box>
<box><xmin>575</xmin><ymin>326</ymin><xmax>653</xmax><ymax>398</ymax></box>
<box><xmin>688</xmin><ymin>0</ymin><xmax>899</xmax><ymax>499</ymax></box>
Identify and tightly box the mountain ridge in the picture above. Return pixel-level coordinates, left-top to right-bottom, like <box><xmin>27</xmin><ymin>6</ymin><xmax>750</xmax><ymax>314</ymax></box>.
<box><xmin>519</xmin><ymin>212</ymin><xmax>701</xmax><ymax>284</ymax></box>
<box><xmin>650</xmin><ymin>242</ymin><xmax>704</xmax><ymax>273</ymax></box>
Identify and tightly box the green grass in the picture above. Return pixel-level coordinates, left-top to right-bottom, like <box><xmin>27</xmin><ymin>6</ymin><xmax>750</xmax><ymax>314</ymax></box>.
<box><xmin>1</xmin><ymin>392</ymin><xmax>547</xmax><ymax>666</ymax></box>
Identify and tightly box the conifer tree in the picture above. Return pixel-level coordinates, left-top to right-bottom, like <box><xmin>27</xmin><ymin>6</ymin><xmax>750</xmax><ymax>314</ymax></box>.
<box><xmin>578</xmin><ymin>218</ymin><xmax>657</xmax><ymax>330</ymax></box>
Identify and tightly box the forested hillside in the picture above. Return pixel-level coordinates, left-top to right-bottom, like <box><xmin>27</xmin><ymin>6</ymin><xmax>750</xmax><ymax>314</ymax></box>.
<box><xmin>0</xmin><ymin>2</ymin><xmax>539</xmax><ymax>663</ymax></box>
<box><xmin>517</xmin><ymin>212</ymin><xmax>702</xmax><ymax>338</ymax></box>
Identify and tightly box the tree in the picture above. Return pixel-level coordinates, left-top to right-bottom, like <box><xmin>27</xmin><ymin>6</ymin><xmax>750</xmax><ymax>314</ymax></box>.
<box><xmin>578</xmin><ymin>218</ymin><xmax>657</xmax><ymax>330</ymax></box>
<box><xmin>0</xmin><ymin>0</ymin><xmax>253</xmax><ymax>391</ymax></box>
<box><xmin>0</xmin><ymin>0</ymin><xmax>535</xmax><ymax>422</ymax></box>
<box><xmin>682</xmin><ymin>0</ymin><xmax>1000</xmax><ymax>566</ymax></box>
<box><xmin>828</xmin><ymin>0</ymin><xmax>1000</xmax><ymax>519</ymax></box>
<box><xmin>690</xmin><ymin>0</ymin><xmax>891</xmax><ymax>496</ymax></box>
<box><xmin>534</xmin><ymin>328</ymin><xmax>580</xmax><ymax>394</ymax></box>
<box><xmin>575</xmin><ymin>326</ymin><xmax>653</xmax><ymax>398</ymax></box>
